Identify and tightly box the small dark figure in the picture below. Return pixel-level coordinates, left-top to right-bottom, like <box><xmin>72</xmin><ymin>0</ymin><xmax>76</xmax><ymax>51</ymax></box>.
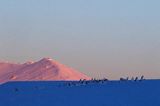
<box><xmin>140</xmin><ymin>75</ymin><xmax>144</xmax><ymax>81</ymax></box>
<box><xmin>126</xmin><ymin>77</ymin><xmax>129</xmax><ymax>81</ymax></box>
<box><xmin>85</xmin><ymin>81</ymin><xmax>88</xmax><ymax>84</ymax></box>
<box><xmin>135</xmin><ymin>77</ymin><xmax>138</xmax><ymax>81</ymax></box>
<box><xmin>120</xmin><ymin>78</ymin><xmax>125</xmax><ymax>81</ymax></box>
<box><xmin>120</xmin><ymin>78</ymin><xmax>123</xmax><ymax>81</ymax></box>
<box><xmin>14</xmin><ymin>88</ymin><xmax>19</xmax><ymax>92</ymax></box>
<box><xmin>91</xmin><ymin>78</ymin><xmax>94</xmax><ymax>81</ymax></box>
<box><xmin>68</xmin><ymin>83</ymin><xmax>71</xmax><ymax>86</ymax></box>
<box><xmin>103</xmin><ymin>78</ymin><xmax>108</xmax><ymax>81</ymax></box>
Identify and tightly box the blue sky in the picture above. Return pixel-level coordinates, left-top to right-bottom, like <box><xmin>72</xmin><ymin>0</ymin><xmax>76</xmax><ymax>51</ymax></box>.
<box><xmin>0</xmin><ymin>0</ymin><xmax>160</xmax><ymax>79</ymax></box>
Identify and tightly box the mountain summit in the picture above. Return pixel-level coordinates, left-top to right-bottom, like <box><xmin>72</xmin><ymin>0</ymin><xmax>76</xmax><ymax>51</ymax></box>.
<box><xmin>0</xmin><ymin>58</ymin><xmax>90</xmax><ymax>84</ymax></box>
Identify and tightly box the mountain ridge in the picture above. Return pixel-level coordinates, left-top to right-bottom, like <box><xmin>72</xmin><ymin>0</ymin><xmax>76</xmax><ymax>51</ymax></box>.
<box><xmin>0</xmin><ymin>58</ymin><xmax>90</xmax><ymax>84</ymax></box>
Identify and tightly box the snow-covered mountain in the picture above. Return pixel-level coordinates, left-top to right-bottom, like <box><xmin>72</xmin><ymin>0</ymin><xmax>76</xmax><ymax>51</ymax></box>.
<box><xmin>0</xmin><ymin>58</ymin><xmax>90</xmax><ymax>84</ymax></box>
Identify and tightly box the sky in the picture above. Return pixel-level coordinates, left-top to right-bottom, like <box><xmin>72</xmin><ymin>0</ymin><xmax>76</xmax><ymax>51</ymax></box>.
<box><xmin>0</xmin><ymin>0</ymin><xmax>160</xmax><ymax>79</ymax></box>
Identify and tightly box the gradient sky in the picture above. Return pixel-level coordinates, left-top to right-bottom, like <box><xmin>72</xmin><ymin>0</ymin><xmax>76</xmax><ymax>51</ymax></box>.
<box><xmin>0</xmin><ymin>0</ymin><xmax>160</xmax><ymax>79</ymax></box>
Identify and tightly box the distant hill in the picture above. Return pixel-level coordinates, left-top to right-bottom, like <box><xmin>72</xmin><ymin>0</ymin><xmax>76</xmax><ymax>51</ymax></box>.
<box><xmin>0</xmin><ymin>58</ymin><xmax>90</xmax><ymax>84</ymax></box>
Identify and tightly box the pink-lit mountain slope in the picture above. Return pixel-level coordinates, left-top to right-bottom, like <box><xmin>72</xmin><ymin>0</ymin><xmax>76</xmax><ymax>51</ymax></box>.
<box><xmin>0</xmin><ymin>58</ymin><xmax>90</xmax><ymax>84</ymax></box>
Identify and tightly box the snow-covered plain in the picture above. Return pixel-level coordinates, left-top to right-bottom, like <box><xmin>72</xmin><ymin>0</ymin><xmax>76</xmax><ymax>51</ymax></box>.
<box><xmin>0</xmin><ymin>80</ymin><xmax>160</xmax><ymax>106</ymax></box>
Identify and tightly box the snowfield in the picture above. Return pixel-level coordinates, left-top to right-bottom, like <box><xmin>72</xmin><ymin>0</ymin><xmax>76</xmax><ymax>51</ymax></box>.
<box><xmin>0</xmin><ymin>80</ymin><xmax>160</xmax><ymax>106</ymax></box>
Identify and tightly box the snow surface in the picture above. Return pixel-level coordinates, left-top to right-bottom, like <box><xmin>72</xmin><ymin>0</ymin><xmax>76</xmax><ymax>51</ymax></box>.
<box><xmin>0</xmin><ymin>58</ymin><xmax>90</xmax><ymax>84</ymax></box>
<box><xmin>0</xmin><ymin>80</ymin><xmax>160</xmax><ymax>106</ymax></box>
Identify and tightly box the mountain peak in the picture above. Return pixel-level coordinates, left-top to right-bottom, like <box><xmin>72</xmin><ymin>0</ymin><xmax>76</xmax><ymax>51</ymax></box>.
<box><xmin>0</xmin><ymin>58</ymin><xmax>90</xmax><ymax>84</ymax></box>
<box><xmin>40</xmin><ymin>57</ymin><xmax>53</xmax><ymax>62</ymax></box>
<box><xmin>38</xmin><ymin>57</ymin><xmax>58</xmax><ymax>66</ymax></box>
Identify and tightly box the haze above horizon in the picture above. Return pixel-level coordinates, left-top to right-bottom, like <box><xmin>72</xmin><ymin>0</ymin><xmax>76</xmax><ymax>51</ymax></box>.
<box><xmin>0</xmin><ymin>0</ymin><xmax>160</xmax><ymax>79</ymax></box>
